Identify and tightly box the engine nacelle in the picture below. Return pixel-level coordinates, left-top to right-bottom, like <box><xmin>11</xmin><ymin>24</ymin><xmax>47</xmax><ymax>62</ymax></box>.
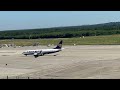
<box><xmin>34</xmin><ymin>53</ymin><xmax>39</xmax><ymax>58</ymax></box>
<box><xmin>33</xmin><ymin>50</ymin><xmax>44</xmax><ymax>58</ymax></box>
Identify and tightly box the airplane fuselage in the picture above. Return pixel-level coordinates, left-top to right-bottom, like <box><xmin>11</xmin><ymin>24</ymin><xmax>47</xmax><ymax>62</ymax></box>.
<box><xmin>22</xmin><ymin>49</ymin><xmax>61</xmax><ymax>56</ymax></box>
<box><xmin>22</xmin><ymin>40</ymin><xmax>63</xmax><ymax>58</ymax></box>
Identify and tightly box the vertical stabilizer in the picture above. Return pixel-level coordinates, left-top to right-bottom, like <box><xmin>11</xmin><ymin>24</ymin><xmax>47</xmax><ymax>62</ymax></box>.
<box><xmin>54</xmin><ymin>40</ymin><xmax>63</xmax><ymax>49</ymax></box>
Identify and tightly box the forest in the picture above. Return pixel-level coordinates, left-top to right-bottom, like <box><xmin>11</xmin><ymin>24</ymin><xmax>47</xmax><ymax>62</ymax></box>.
<box><xmin>1</xmin><ymin>22</ymin><xmax>120</xmax><ymax>39</ymax></box>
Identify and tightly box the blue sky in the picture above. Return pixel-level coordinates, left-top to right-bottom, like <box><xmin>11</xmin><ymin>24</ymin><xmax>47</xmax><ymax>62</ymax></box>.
<box><xmin>0</xmin><ymin>11</ymin><xmax>120</xmax><ymax>31</ymax></box>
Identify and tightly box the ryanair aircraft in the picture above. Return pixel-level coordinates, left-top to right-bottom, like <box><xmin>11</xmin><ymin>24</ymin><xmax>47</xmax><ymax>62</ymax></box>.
<box><xmin>22</xmin><ymin>40</ymin><xmax>63</xmax><ymax>58</ymax></box>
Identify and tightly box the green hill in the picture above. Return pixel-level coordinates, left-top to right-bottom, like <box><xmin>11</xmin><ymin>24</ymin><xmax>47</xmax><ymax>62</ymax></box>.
<box><xmin>1</xmin><ymin>22</ymin><xmax>120</xmax><ymax>39</ymax></box>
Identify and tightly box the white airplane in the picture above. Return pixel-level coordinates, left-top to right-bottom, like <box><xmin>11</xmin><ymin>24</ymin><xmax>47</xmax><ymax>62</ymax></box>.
<box><xmin>22</xmin><ymin>40</ymin><xmax>63</xmax><ymax>58</ymax></box>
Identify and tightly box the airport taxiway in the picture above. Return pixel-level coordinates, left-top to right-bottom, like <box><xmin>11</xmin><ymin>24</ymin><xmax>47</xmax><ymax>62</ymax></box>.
<box><xmin>1</xmin><ymin>45</ymin><xmax>120</xmax><ymax>79</ymax></box>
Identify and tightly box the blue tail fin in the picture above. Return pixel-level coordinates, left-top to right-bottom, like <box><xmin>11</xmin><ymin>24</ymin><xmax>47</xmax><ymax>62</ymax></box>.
<box><xmin>54</xmin><ymin>40</ymin><xmax>63</xmax><ymax>49</ymax></box>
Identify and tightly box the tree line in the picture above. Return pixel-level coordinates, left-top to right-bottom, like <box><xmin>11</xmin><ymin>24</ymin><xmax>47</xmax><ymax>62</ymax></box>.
<box><xmin>1</xmin><ymin>22</ymin><xmax>120</xmax><ymax>39</ymax></box>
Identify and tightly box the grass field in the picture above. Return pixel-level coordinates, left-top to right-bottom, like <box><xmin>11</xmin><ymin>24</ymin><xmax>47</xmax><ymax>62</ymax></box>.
<box><xmin>1</xmin><ymin>35</ymin><xmax>120</xmax><ymax>46</ymax></box>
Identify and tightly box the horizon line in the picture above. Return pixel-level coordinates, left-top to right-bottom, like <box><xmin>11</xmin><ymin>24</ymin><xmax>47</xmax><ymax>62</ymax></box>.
<box><xmin>0</xmin><ymin>21</ymin><xmax>119</xmax><ymax>31</ymax></box>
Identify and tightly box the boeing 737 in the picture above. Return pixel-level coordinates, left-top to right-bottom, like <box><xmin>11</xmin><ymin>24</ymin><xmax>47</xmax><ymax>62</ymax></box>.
<box><xmin>22</xmin><ymin>40</ymin><xmax>63</xmax><ymax>58</ymax></box>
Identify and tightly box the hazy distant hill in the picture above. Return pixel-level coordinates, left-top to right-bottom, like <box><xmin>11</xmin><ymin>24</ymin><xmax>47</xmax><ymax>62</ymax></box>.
<box><xmin>1</xmin><ymin>22</ymin><xmax>120</xmax><ymax>39</ymax></box>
